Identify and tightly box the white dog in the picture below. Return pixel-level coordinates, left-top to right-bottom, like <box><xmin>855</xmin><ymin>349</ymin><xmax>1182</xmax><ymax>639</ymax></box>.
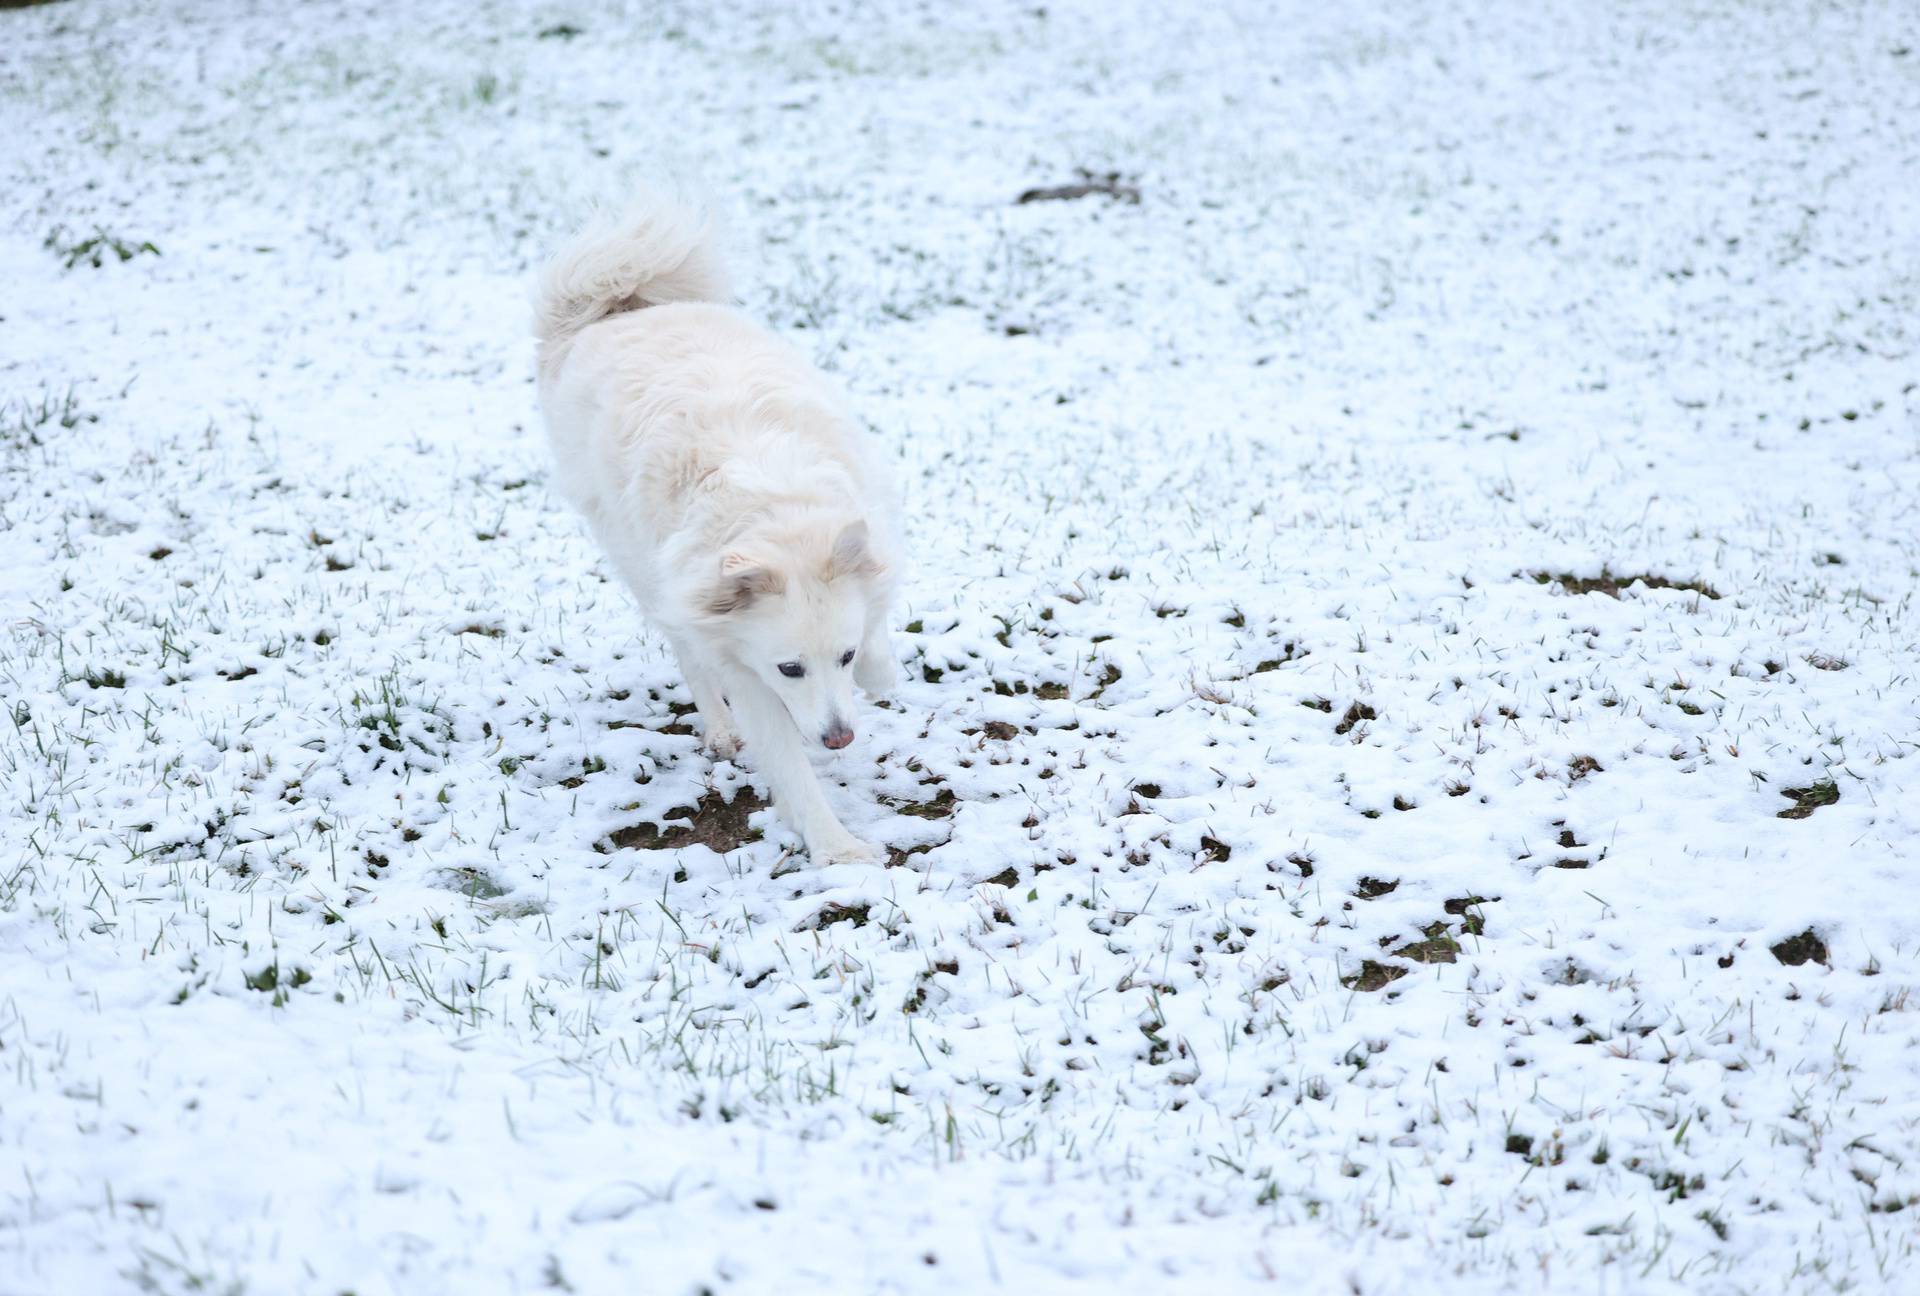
<box><xmin>534</xmin><ymin>194</ymin><xmax>902</xmax><ymax>865</ymax></box>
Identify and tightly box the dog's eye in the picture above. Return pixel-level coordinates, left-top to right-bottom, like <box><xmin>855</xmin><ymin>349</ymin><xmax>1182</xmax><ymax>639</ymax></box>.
<box><xmin>839</xmin><ymin>649</ymin><xmax>856</xmax><ymax>667</ymax></box>
<box><xmin>778</xmin><ymin>661</ymin><xmax>805</xmax><ymax>679</ymax></box>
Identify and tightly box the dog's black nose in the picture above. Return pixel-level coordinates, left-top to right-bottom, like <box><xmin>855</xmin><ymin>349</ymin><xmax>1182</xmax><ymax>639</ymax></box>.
<box><xmin>822</xmin><ymin>723</ymin><xmax>854</xmax><ymax>750</ymax></box>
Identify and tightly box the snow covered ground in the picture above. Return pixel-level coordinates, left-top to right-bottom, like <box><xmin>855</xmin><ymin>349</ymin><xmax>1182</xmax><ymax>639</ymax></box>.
<box><xmin>3</xmin><ymin>0</ymin><xmax>1918</xmax><ymax>1291</ymax></box>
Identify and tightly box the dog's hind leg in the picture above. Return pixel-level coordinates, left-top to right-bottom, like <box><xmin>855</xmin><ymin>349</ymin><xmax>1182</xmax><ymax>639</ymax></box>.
<box><xmin>719</xmin><ymin>665</ymin><xmax>882</xmax><ymax>865</ymax></box>
<box><xmin>667</xmin><ymin>633</ymin><xmax>743</xmax><ymax>760</ymax></box>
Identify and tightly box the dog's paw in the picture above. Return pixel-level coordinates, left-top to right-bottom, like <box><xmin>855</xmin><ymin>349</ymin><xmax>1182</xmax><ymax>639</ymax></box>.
<box><xmin>810</xmin><ymin>834</ymin><xmax>885</xmax><ymax>866</ymax></box>
<box><xmin>701</xmin><ymin>728</ymin><xmax>744</xmax><ymax>761</ymax></box>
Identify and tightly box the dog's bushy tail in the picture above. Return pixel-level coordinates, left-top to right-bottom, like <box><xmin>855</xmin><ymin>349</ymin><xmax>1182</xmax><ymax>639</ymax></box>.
<box><xmin>533</xmin><ymin>191</ymin><xmax>731</xmax><ymax>350</ymax></box>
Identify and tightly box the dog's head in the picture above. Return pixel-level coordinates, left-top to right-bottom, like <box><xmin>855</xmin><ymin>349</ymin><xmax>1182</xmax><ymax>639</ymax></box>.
<box><xmin>700</xmin><ymin>514</ymin><xmax>886</xmax><ymax>749</ymax></box>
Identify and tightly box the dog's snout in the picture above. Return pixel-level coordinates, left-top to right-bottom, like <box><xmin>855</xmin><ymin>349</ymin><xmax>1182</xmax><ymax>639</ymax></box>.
<box><xmin>821</xmin><ymin>722</ymin><xmax>855</xmax><ymax>750</ymax></box>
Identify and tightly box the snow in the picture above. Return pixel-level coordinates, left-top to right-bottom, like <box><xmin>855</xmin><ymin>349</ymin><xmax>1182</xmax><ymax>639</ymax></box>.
<box><xmin>3</xmin><ymin>0</ymin><xmax>1918</xmax><ymax>1292</ymax></box>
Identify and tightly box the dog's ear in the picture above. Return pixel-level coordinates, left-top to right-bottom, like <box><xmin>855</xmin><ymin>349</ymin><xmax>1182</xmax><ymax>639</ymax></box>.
<box><xmin>827</xmin><ymin>520</ymin><xmax>883</xmax><ymax>581</ymax></box>
<box><xmin>708</xmin><ymin>552</ymin><xmax>782</xmax><ymax>615</ymax></box>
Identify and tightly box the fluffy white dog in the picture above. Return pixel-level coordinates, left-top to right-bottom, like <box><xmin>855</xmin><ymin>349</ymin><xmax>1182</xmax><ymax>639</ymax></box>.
<box><xmin>534</xmin><ymin>194</ymin><xmax>902</xmax><ymax>865</ymax></box>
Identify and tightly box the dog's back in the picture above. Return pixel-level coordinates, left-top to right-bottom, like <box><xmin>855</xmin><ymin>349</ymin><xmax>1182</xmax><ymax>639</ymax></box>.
<box><xmin>534</xmin><ymin>194</ymin><xmax>897</xmax><ymax>613</ymax></box>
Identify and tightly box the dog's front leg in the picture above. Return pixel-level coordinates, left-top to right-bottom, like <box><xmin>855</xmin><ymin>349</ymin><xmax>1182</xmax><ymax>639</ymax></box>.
<box><xmin>719</xmin><ymin>665</ymin><xmax>882</xmax><ymax>865</ymax></box>
<box><xmin>854</xmin><ymin>618</ymin><xmax>899</xmax><ymax>697</ymax></box>
<box><xmin>666</xmin><ymin>632</ymin><xmax>742</xmax><ymax>759</ymax></box>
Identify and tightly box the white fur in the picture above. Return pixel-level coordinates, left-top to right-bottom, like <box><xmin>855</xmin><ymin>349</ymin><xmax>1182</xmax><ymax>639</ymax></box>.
<box><xmin>534</xmin><ymin>192</ymin><xmax>903</xmax><ymax>865</ymax></box>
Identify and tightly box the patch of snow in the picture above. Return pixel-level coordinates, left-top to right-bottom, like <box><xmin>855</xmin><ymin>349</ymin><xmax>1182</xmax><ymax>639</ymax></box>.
<box><xmin>3</xmin><ymin>1</ymin><xmax>1917</xmax><ymax>1292</ymax></box>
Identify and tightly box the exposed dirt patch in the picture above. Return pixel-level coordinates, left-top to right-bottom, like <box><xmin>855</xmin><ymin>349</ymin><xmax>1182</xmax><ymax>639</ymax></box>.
<box><xmin>885</xmin><ymin>841</ymin><xmax>943</xmax><ymax>869</ymax></box>
<box><xmin>1016</xmin><ymin>169</ymin><xmax>1141</xmax><ymax>204</ymax></box>
<box><xmin>1088</xmin><ymin>661</ymin><xmax>1123</xmax><ymax>700</ymax></box>
<box><xmin>1770</xmin><ymin>929</ymin><xmax>1829</xmax><ymax>967</ymax></box>
<box><xmin>1392</xmin><ymin>923</ymin><xmax>1460</xmax><ymax>965</ymax></box>
<box><xmin>797</xmin><ymin>902</ymin><xmax>871</xmax><ymax>932</ymax></box>
<box><xmin>605</xmin><ymin>787</ymin><xmax>768</xmax><ymax>853</ymax></box>
<box><xmin>1251</xmin><ymin>640</ymin><xmax>1305</xmax><ymax>674</ymax></box>
<box><xmin>1444</xmin><ymin>895</ymin><xmax>1497</xmax><ymax>935</ymax></box>
<box><xmin>1334</xmin><ymin>701</ymin><xmax>1377</xmax><ymax>735</ymax></box>
<box><xmin>894</xmin><ymin>786</ymin><xmax>957</xmax><ymax>819</ymax></box>
<box><xmin>1342</xmin><ymin>960</ymin><xmax>1408</xmax><ymax>993</ymax></box>
<box><xmin>1531</xmin><ymin>569</ymin><xmax>1721</xmax><ymax>600</ymax></box>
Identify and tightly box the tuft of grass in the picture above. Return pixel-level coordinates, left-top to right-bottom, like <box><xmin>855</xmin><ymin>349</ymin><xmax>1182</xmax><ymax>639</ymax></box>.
<box><xmin>433</xmin><ymin>867</ymin><xmax>509</xmax><ymax>900</ymax></box>
<box><xmin>1</xmin><ymin>383</ymin><xmax>91</xmax><ymax>445</ymax></box>
<box><xmin>44</xmin><ymin>225</ymin><xmax>160</xmax><ymax>270</ymax></box>
<box><xmin>1776</xmin><ymin>778</ymin><xmax>1839</xmax><ymax>819</ymax></box>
